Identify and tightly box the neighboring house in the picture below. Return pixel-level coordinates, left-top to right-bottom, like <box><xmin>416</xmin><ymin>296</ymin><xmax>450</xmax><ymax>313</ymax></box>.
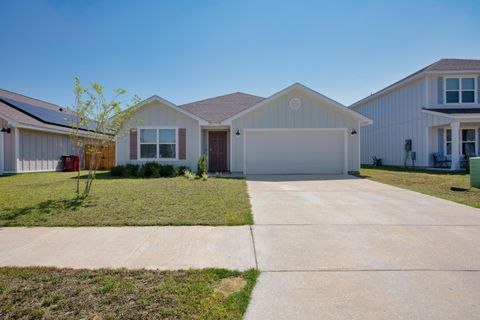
<box><xmin>0</xmin><ymin>89</ymin><xmax>89</xmax><ymax>174</ymax></box>
<box><xmin>116</xmin><ymin>83</ymin><xmax>371</xmax><ymax>175</ymax></box>
<box><xmin>350</xmin><ymin>59</ymin><xmax>480</xmax><ymax>170</ymax></box>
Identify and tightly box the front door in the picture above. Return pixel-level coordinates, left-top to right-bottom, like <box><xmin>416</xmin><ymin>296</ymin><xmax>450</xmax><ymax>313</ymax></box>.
<box><xmin>208</xmin><ymin>131</ymin><xmax>228</xmax><ymax>172</ymax></box>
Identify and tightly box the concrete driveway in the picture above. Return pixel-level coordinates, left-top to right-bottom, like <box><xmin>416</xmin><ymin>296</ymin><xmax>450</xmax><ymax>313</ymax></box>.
<box><xmin>246</xmin><ymin>175</ymin><xmax>480</xmax><ymax>320</ymax></box>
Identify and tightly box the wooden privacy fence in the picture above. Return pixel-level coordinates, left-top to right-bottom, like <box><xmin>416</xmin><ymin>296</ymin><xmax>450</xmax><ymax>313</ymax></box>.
<box><xmin>84</xmin><ymin>144</ymin><xmax>115</xmax><ymax>170</ymax></box>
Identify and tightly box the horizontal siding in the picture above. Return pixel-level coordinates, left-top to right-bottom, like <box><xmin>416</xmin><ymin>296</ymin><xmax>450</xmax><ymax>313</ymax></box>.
<box><xmin>355</xmin><ymin>78</ymin><xmax>449</xmax><ymax>167</ymax></box>
<box><xmin>18</xmin><ymin>129</ymin><xmax>76</xmax><ymax>172</ymax></box>
<box><xmin>117</xmin><ymin>101</ymin><xmax>200</xmax><ymax>170</ymax></box>
<box><xmin>231</xmin><ymin>88</ymin><xmax>360</xmax><ymax>173</ymax></box>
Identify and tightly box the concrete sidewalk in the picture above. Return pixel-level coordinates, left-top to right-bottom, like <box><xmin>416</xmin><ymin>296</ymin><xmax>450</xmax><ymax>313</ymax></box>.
<box><xmin>0</xmin><ymin>226</ymin><xmax>256</xmax><ymax>270</ymax></box>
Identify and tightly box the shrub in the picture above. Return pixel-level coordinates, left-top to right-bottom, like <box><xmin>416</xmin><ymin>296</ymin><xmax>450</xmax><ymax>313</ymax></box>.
<box><xmin>110</xmin><ymin>163</ymin><xmax>188</xmax><ymax>178</ymax></box>
<box><xmin>143</xmin><ymin>162</ymin><xmax>161</xmax><ymax>178</ymax></box>
<box><xmin>159</xmin><ymin>165</ymin><xmax>175</xmax><ymax>177</ymax></box>
<box><xmin>197</xmin><ymin>154</ymin><xmax>208</xmax><ymax>176</ymax></box>
<box><xmin>110</xmin><ymin>165</ymin><xmax>125</xmax><ymax>177</ymax></box>
<box><xmin>124</xmin><ymin>164</ymin><xmax>140</xmax><ymax>177</ymax></box>
<box><xmin>184</xmin><ymin>170</ymin><xmax>196</xmax><ymax>181</ymax></box>
<box><xmin>201</xmin><ymin>172</ymin><xmax>209</xmax><ymax>181</ymax></box>
<box><xmin>174</xmin><ymin>166</ymin><xmax>189</xmax><ymax>176</ymax></box>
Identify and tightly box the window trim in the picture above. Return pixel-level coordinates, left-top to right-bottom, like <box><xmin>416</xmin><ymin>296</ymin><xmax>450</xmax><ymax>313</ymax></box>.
<box><xmin>444</xmin><ymin>77</ymin><xmax>477</xmax><ymax>104</ymax></box>
<box><xmin>444</xmin><ymin>127</ymin><xmax>478</xmax><ymax>157</ymax></box>
<box><xmin>444</xmin><ymin>128</ymin><xmax>452</xmax><ymax>155</ymax></box>
<box><xmin>461</xmin><ymin>127</ymin><xmax>477</xmax><ymax>156</ymax></box>
<box><xmin>137</xmin><ymin>126</ymin><xmax>179</xmax><ymax>160</ymax></box>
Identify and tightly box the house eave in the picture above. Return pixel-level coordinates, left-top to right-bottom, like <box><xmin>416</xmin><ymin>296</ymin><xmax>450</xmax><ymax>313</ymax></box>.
<box><xmin>136</xmin><ymin>95</ymin><xmax>209</xmax><ymax>125</ymax></box>
<box><xmin>350</xmin><ymin>69</ymin><xmax>480</xmax><ymax>109</ymax></box>
<box><xmin>422</xmin><ymin>109</ymin><xmax>480</xmax><ymax>122</ymax></box>
<box><xmin>221</xmin><ymin>83</ymin><xmax>372</xmax><ymax>126</ymax></box>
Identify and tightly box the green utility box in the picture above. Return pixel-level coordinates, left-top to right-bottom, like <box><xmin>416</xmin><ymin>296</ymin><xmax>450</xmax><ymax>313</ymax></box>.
<box><xmin>470</xmin><ymin>157</ymin><xmax>480</xmax><ymax>188</ymax></box>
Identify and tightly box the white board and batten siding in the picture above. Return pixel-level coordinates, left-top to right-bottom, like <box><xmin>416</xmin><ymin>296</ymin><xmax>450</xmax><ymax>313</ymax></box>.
<box><xmin>1</xmin><ymin>118</ymin><xmax>15</xmax><ymax>172</ymax></box>
<box><xmin>116</xmin><ymin>100</ymin><xmax>200</xmax><ymax>170</ymax></box>
<box><xmin>354</xmin><ymin>77</ymin><xmax>450</xmax><ymax>167</ymax></box>
<box><xmin>0</xmin><ymin>122</ymin><xmax>85</xmax><ymax>173</ymax></box>
<box><xmin>230</xmin><ymin>87</ymin><xmax>361</xmax><ymax>174</ymax></box>
<box><xmin>16</xmin><ymin>128</ymin><xmax>76</xmax><ymax>172</ymax></box>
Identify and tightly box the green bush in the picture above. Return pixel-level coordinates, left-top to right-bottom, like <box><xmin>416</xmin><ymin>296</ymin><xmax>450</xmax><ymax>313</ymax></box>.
<box><xmin>124</xmin><ymin>164</ymin><xmax>140</xmax><ymax>177</ymax></box>
<box><xmin>184</xmin><ymin>170</ymin><xmax>196</xmax><ymax>181</ymax></box>
<box><xmin>197</xmin><ymin>154</ymin><xmax>208</xmax><ymax>176</ymax></box>
<box><xmin>110</xmin><ymin>163</ymin><xmax>189</xmax><ymax>178</ymax></box>
<box><xmin>110</xmin><ymin>165</ymin><xmax>125</xmax><ymax>176</ymax></box>
<box><xmin>159</xmin><ymin>165</ymin><xmax>175</xmax><ymax>177</ymax></box>
<box><xmin>174</xmin><ymin>166</ymin><xmax>189</xmax><ymax>176</ymax></box>
<box><xmin>143</xmin><ymin>162</ymin><xmax>161</xmax><ymax>178</ymax></box>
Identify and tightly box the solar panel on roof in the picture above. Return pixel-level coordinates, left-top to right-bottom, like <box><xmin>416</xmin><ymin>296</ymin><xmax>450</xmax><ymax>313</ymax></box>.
<box><xmin>0</xmin><ymin>96</ymin><xmax>96</xmax><ymax>131</ymax></box>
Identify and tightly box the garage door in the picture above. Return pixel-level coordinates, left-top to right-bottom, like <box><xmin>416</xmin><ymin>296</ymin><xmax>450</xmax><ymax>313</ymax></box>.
<box><xmin>245</xmin><ymin>129</ymin><xmax>346</xmax><ymax>174</ymax></box>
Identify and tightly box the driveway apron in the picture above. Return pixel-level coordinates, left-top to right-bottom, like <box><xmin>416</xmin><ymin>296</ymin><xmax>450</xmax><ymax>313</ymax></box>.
<box><xmin>245</xmin><ymin>175</ymin><xmax>480</xmax><ymax>320</ymax></box>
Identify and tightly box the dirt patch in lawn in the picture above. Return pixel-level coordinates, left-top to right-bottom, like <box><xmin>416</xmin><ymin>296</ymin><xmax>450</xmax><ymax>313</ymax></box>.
<box><xmin>214</xmin><ymin>276</ymin><xmax>247</xmax><ymax>296</ymax></box>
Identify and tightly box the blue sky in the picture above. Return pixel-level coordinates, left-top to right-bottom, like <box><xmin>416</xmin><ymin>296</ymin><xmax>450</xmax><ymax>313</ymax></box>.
<box><xmin>1</xmin><ymin>0</ymin><xmax>479</xmax><ymax>107</ymax></box>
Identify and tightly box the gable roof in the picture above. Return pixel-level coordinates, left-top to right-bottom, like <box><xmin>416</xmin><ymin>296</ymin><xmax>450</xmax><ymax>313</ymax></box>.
<box><xmin>350</xmin><ymin>58</ymin><xmax>480</xmax><ymax>109</ymax></box>
<box><xmin>179</xmin><ymin>92</ymin><xmax>264</xmax><ymax>123</ymax></box>
<box><xmin>134</xmin><ymin>95</ymin><xmax>208</xmax><ymax>123</ymax></box>
<box><xmin>221</xmin><ymin>83</ymin><xmax>372</xmax><ymax>125</ymax></box>
<box><xmin>0</xmin><ymin>88</ymin><xmax>80</xmax><ymax>134</ymax></box>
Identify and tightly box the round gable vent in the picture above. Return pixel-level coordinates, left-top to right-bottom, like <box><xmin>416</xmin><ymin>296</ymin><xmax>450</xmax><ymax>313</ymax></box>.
<box><xmin>289</xmin><ymin>97</ymin><xmax>302</xmax><ymax>110</ymax></box>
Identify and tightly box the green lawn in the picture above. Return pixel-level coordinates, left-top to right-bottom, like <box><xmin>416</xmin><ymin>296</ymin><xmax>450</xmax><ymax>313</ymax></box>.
<box><xmin>360</xmin><ymin>166</ymin><xmax>480</xmax><ymax>208</ymax></box>
<box><xmin>0</xmin><ymin>267</ymin><xmax>258</xmax><ymax>320</ymax></box>
<box><xmin>0</xmin><ymin>172</ymin><xmax>253</xmax><ymax>226</ymax></box>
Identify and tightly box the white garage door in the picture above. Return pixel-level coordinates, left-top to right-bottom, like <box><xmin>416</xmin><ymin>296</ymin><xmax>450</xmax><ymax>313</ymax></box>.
<box><xmin>245</xmin><ymin>129</ymin><xmax>346</xmax><ymax>174</ymax></box>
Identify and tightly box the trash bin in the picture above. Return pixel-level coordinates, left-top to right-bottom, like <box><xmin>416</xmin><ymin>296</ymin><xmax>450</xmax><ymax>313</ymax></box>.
<box><xmin>470</xmin><ymin>157</ymin><xmax>480</xmax><ymax>188</ymax></box>
<box><xmin>72</xmin><ymin>155</ymin><xmax>80</xmax><ymax>172</ymax></box>
<box><xmin>62</xmin><ymin>155</ymin><xmax>80</xmax><ymax>172</ymax></box>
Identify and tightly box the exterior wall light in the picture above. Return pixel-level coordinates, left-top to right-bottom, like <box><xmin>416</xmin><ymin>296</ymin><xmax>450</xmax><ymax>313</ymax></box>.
<box><xmin>235</xmin><ymin>130</ymin><xmax>240</xmax><ymax>136</ymax></box>
<box><xmin>350</xmin><ymin>129</ymin><xmax>357</xmax><ymax>135</ymax></box>
<box><xmin>1</xmin><ymin>128</ymin><xmax>11</xmax><ymax>133</ymax></box>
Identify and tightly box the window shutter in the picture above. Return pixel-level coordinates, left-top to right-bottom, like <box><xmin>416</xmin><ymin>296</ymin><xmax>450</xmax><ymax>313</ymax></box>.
<box><xmin>438</xmin><ymin>128</ymin><xmax>444</xmax><ymax>155</ymax></box>
<box><xmin>130</xmin><ymin>129</ymin><xmax>137</xmax><ymax>160</ymax></box>
<box><xmin>437</xmin><ymin>77</ymin><xmax>444</xmax><ymax>104</ymax></box>
<box><xmin>178</xmin><ymin>128</ymin><xmax>186</xmax><ymax>160</ymax></box>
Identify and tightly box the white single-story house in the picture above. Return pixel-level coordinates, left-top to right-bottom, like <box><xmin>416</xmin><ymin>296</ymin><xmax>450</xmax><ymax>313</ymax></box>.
<box><xmin>0</xmin><ymin>89</ymin><xmax>91</xmax><ymax>174</ymax></box>
<box><xmin>350</xmin><ymin>59</ymin><xmax>480</xmax><ymax>170</ymax></box>
<box><xmin>117</xmin><ymin>83</ymin><xmax>372</xmax><ymax>175</ymax></box>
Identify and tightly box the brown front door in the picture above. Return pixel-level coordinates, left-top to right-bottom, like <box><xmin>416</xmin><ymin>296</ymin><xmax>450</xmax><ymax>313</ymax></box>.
<box><xmin>208</xmin><ymin>131</ymin><xmax>228</xmax><ymax>172</ymax></box>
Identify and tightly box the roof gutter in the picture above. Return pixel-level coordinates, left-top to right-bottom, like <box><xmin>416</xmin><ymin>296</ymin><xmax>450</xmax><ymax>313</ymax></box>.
<box><xmin>421</xmin><ymin>109</ymin><xmax>480</xmax><ymax>122</ymax></box>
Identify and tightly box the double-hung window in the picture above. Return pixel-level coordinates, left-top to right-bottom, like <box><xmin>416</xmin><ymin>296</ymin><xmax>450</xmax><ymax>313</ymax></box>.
<box><xmin>159</xmin><ymin>129</ymin><xmax>176</xmax><ymax>158</ymax></box>
<box><xmin>445</xmin><ymin>129</ymin><xmax>452</xmax><ymax>155</ymax></box>
<box><xmin>462</xmin><ymin>129</ymin><xmax>476</xmax><ymax>156</ymax></box>
<box><xmin>139</xmin><ymin>128</ymin><xmax>177</xmax><ymax>159</ymax></box>
<box><xmin>444</xmin><ymin>128</ymin><xmax>477</xmax><ymax>156</ymax></box>
<box><xmin>140</xmin><ymin>129</ymin><xmax>157</xmax><ymax>158</ymax></box>
<box><xmin>445</xmin><ymin>77</ymin><xmax>476</xmax><ymax>104</ymax></box>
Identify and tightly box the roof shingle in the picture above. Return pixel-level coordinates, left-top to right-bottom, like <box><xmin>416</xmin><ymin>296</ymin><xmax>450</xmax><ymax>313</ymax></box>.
<box><xmin>425</xmin><ymin>59</ymin><xmax>480</xmax><ymax>71</ymax></box>
<box><xmin>179</xmin><ymin>92</ymin><xmax>264</xmax><ymax>123</ymax></box>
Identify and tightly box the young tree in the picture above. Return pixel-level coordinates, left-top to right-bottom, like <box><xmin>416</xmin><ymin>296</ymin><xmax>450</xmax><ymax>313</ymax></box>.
<box><xmin>69</xmin><ymin>77</ymin><xmax>140</xmax><ymax>198</ymax></box>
